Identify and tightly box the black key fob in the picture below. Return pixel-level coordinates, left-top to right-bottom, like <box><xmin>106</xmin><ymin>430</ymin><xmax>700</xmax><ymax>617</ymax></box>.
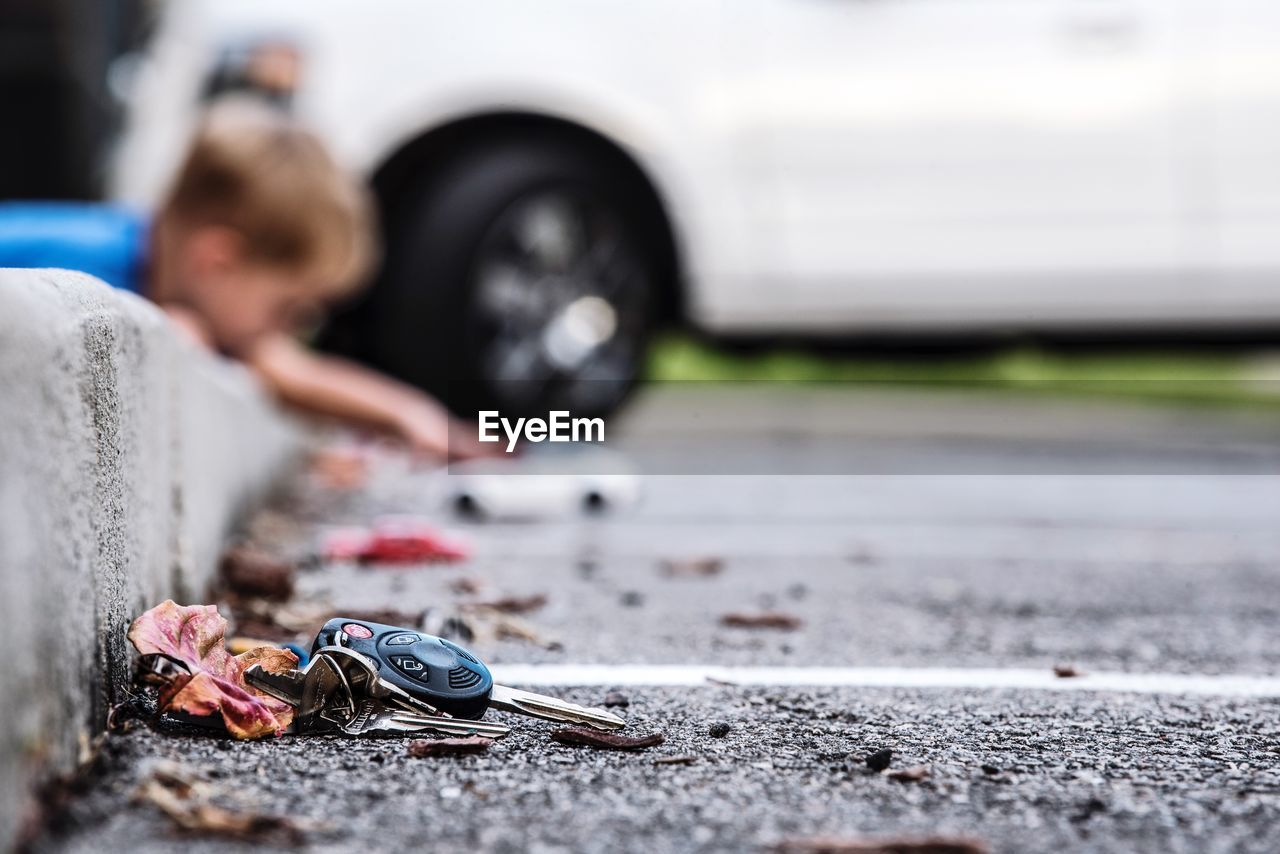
<box><xmin>314</xmin><ymin>617</ymin><xmax>493</xmax><ymax>719</ymax></box>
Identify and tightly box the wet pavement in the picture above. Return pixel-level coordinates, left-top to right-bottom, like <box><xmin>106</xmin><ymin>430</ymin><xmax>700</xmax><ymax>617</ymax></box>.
<box><xmin>29</xmin><ymin>388</ymin><xmax>1280</xmax><ymax>853</ymax></box>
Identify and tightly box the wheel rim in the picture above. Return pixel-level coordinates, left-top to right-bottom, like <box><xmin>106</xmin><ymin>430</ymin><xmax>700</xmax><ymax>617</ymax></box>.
<box><xmin>466</xmin><ymin>188</ymin><xmax>649</xmax><ymax>413</ymax></box>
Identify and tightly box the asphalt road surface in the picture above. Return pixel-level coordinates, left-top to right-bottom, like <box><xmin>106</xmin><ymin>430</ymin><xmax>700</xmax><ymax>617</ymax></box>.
<box><xmin>30</xmin><ymin>388</ymin><xmax>1280</xmax><ymax>853</ymax></box>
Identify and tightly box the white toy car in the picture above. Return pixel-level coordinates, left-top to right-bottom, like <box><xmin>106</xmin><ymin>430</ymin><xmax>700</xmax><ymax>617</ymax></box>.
<box><xmin>440</xmin><ymin>449</ymin><xmax>640</xmax><ymax>521</ymax></box>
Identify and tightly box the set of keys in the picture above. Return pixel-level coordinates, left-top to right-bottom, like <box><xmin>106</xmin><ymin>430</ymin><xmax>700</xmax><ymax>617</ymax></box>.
<box><xmin>244</xmin><ymin>617</ymin><xmax>625</xmax><ymax>738</ymax></box>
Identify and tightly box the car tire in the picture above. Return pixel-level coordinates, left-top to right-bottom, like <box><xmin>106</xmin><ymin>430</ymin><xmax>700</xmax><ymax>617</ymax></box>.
<box><xmin>347</xmin><ymin>139</ymin><xmax>659</xmax><ymax>419</ymax></box>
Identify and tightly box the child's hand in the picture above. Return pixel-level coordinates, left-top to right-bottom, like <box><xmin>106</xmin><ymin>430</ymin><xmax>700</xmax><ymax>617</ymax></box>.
<box><xmin>394</xmin><ymin>404</ymin><xmax>497</xmax><ymax>461</ymax></box>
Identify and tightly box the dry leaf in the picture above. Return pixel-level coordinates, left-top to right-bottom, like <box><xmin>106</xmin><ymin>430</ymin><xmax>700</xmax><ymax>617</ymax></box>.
<box><xmin>660</xmin><ymin>557</ymin><xmax>724</xmax><ymax>577</ymax></box>
<box><xmin>134</xmin><ymin>763</ymin><xmax>312</xmax><ymax>844</ymax></box>
<box><xmin>720</xmin><ymin>612</ymin><xmax>803</xmax><ymax>630</ymax></box>
<box><xmin>475</xmin><ymin>594</ymin><xmax>548</xmax><ymax>614</ymax></box>
<box><xmin>774</xmin><ymin>835</ymin><xmax>989</xmax><ymax>854</ymax></box>
<box><xmin>653</xmin><ymin>755</ymin><xmax>699</xmax><ymax>766</ymax></box>
<box><xmin>407</xmin><ymin>737</ymin><xmax>493</xmax><ymax>758</ymax></box>
<box><xmin>550</xmin><ymin>728</ymin><xmax>665</xmax><ymax>751</ymax></box>
<box><xmin>885</xmin><ymin>765</ymin><xmax>932</xmax><ymax>783</ymax></box>
<box><xmin>1053</xmin><ymin>665</ymin><xmax>1085</xmax><ymax>678</ymax></box>
<box><xmin>127</xmin><ymin>601</ymin><xmax>297</xmax><ymax>739</ymax></box>
<box><xmin>450</xmin><ymin>577</ymin><xmax>487</xmax><ymax>595</ymax></box>
<box><xmin>220</xmin><ymin>548</ymin><xmax>295</xmax><ymax>601</ymax></box>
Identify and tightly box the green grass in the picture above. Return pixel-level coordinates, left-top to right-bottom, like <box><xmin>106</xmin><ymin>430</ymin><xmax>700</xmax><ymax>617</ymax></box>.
<box><xmin>645</xmin><ymin>334</ymin><xmax>1280</xmax><ymax>408</ymax></box>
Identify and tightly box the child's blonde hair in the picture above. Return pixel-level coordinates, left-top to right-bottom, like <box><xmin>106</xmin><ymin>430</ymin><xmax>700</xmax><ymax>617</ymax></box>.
<box><xmin>158</xmin><ymin>99</ymin><xmax>376</xmax><ymax>297</ymax></box>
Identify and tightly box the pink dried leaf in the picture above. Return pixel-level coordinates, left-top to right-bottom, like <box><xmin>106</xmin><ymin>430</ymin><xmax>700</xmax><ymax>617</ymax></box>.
<box><xmin>127</xmin><ymin>600</ymin><xmax>297</xmax><ymax>739</ymax></box>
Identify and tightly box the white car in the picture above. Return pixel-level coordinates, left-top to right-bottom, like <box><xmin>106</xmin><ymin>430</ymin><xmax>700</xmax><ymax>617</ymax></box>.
<box><xmin>115</xmin><ymin>1</ymin><xmax>1280</xmax><ymax>415</ymax></box>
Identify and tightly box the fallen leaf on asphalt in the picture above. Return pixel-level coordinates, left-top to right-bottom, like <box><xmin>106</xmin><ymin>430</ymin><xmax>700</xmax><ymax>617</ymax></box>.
<box><xmin>885</xmin><ymin>765</ymin><xmax>932</xmax><ymax>783</ymax></box>
<box><xmin>864</xmin><ymin>747</ymin><xmax>893</xmax><ymax>772</ymax></box>
<box><xmin>653</xmin><ymin>755</ymin><xmax>699</xmax><ymax>765</ymax></box>
<box><xmin>720</xmin><ymin>612</ymin><xmax>803</xmax><ymax>630</ymax></box>
<box><xmin>475</xmin><ymin>593</ymin><xmax>548</xmax><ymax>614</ymax></box>
<box><xmin>550</xmin><ymin>728</ymin><xmax>665</xmax><ymax>751</ymax></box>
<box><xmin>230</xmin><ymin>597</ymin><xmax>337</xmax><ymax>642</ymax></box>
<box><xmin>463</xmin><ymin>606</ymin><xmax>562</xmax><ymax>650</ymax></box>
<box><xmin>127</xmin><ymin>601</ymin><xmax>297</xmax><ymax>739</ymax></box>
<box><xmin>407</xmin><ymin>737</ymin><xmax>493</xmax><ymax>758</ymax></box>
<box><xmin>1053</xmin><ymin>664</ymin><xmax>1085</xmax><ymax>678</ymax></box>
<box><xmin>603</xmin><ymin>691</ymin><xmax>630</xmax><ymax>708</ymax></box>
<box><xmin>773</xmin><ymin>835</ymin><xmax>989</xmax><ymax>853</ymax></box>
<box><xmin>660</xmin><ymin>557</ymin><xmax>724</xmax><ymax>577</ymax></box>
<box><xmin>338</xmin><ymin>608</ymin><xmax>425</xmax><ymax>629</ymax></box>
<box><xmin>134</xmin><ymin>763</ymin><xmax>313</xmax><ymax>844</ymax></box>
<box><xmin>450</xmin><ymin>577</ymin><xmax>488</xmax><ymax>595</ymax></box>
<box><xmin>220</xmin><ymin>547</ymin><xmax>295</xmax><ymax>601</ymax></box>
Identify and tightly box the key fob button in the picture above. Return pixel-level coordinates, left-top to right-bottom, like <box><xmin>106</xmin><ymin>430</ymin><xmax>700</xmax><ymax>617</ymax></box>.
<box><xmin>389</xmin><ymin>654</ymin><xmax>428</xmax><ymax>679</ymax></box>
<box><xmin>385</xmin><ymin>633</ymin><xmax>420</xmax><ymax>646</ymax></box>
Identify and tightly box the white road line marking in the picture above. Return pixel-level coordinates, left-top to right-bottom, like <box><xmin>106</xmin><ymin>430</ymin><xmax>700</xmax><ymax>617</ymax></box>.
<box><xmin>488</xmin><ymin>664</ymin><xmax>1280</xmax><ymax>698</ymax></box>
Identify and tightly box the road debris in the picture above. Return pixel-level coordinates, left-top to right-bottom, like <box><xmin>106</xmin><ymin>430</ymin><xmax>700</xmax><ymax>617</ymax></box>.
<box><xmin>660</xmin><ymin>556</ymin><xmax>724</xmax><ymax>577</ymax></box>
<box><xmin>220</xmin><ymin>547</ymin><xmax>296</xmax><ymax>600</ymax></box>
<box><xmin>551</xmin><ymin>728</ymin><xmax>664</xmax><ymax>751</ymax></box>
<box><xmin>720</xmin><ymin>611</ymin><xmax>803</xmax><ymax>630</ymax></box>
<box><xmin>885</xmin><ymin>765</ymin><xmax>932</xmax><ymax>783</ymax></box>
<box><xmin>603</xmin><ymin>691</ymin><xmax>631</xmax><ymax>708</ymax></box>
<box><xmin>864</xmin><ymin>748</ymin><xmax>893</xmax><ymax>772</ymax></box>
<box><xmin>475</xmin><ymin>593</ymin><xmax>549</xmax><ymax>614</ymax></box>
<box><xmin>1053</xmin><ymin>664</ymin><xmax>1085</xmax><ymax>678</ymax></box>
<box><xmin>708</xmin><ymin>721</ymin><xmax>732</xmax><ymax>738</ymax></box>
<box><xmin>320</xmin><ymin>517</ymin><xmax>470</xmax><ymax>564</ymax></box>
<box><xmin>128</xmin><ymin>601</ymin><xmax>297</xmax><ymax>739</ymax></box>
<box><xmin>408</xmin><ymin>737</ymin><xmax>494</xmax><ymax>758</ymax></box>
<box><xmin>133</xmin><ymin>763</ymin><xmax>313</xmax><ymax>844</ymax></box>
<box><xmin>653</xmin><ymin>755</ymin><xmax>699</xmax><ymax>766</ymax></box>
<box><xmin>774</xmin><ymin>835</ymin><xmax>989</xmax><ymax>853</ymax></box>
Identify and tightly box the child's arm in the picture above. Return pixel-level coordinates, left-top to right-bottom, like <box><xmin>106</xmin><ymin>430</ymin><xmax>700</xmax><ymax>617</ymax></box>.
<box><xmin>245</xmin><ymin>333</ymin><xmax>489</xmax><ymax>459</ymax></box>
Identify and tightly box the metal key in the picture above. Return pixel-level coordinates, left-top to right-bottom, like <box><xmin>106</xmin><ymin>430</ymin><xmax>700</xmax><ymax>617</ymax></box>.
<box><xmin>486</xmin><ymin>683</ymin><xmax>624</xmax><ymax>730</ymax></box>
<box><xmin>246</xmin><ymin>650</ymin><xmax>355</xmax><ymax>734</ymax></box>
<box><xmin>315</xmin><ymin>617</ymin><xmax>627</xmax><ymax>731</ymax></box>
<box><xmin>320</xmin><ymin>646</ymin><xmax>511</xmax><ymax>738</ymax></box>
<box><xmin>340</xmin><ymin>695</ymin><xmax>510</xmax><ymax>737</ymax></box>
<box><xmin>246</xmin><ymin>648</ymin><xmax>511</xmax><ymax>738</ymax></box>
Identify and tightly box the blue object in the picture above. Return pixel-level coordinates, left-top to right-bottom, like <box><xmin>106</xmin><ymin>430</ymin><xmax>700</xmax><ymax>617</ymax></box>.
<box><xmin>314</xmin><ymin>617</ymin><xmax>495</xmax><ymax>719</ymax></box>
<box><xmin>283</xmin><ymin>642</ymin><xmax>310</xmax><ymax>667</ymax></box>
<box><xmin>0</xmin><ymin>202</ymin><xmax>149</xmax><ymax>294</ymax></box>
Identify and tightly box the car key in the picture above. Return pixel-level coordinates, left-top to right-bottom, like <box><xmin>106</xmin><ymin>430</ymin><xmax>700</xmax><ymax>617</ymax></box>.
<box><xmin>247</xmin><ymin>648</ymin><xmax>511</xmax><ymax>738</ymax></box>
<box><xmin>315</xmin><ymin>617</ymin><xmax>626</xmax><ymax>730</ymax></box>
<box><xmin>245</xmin><ymin>651</ymin><xmax>355</xmax><ymax>734</ymax></box>
<box><xmin>320</xmin><ymin>645</ymin><xmax>511</xmax><ymax>738</ymax></box>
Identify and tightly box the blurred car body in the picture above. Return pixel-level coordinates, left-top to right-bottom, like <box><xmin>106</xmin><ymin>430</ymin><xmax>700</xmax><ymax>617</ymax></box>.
<box><xmin>113</xmin><ymin>0</ymin><xmax>1280</xmax><ymax>413</ymax></box>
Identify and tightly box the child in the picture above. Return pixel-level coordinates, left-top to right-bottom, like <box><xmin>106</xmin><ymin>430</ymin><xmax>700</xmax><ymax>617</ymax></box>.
<box><xmin>0</xmin><ymin>101</ymin><xmax>485</xmax><ymax>459</ymax></box>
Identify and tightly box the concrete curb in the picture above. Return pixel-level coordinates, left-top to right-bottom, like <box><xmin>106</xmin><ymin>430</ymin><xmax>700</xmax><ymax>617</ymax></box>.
<box><xmin>0</xmin><ymin>269</ymin><xmax>300</xmax><ymax>842</ymax></box>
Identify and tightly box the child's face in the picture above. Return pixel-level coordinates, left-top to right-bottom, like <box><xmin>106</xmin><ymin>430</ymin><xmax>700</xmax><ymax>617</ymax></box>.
<box><xmin>192</xmin><ymin>265</ymin><xmax>321</xmax><ymax>353</ymax></box>
<box><xmin>175</xmin><ymin>227</ymin><xmax>324</xmax><ymax>353</ymax></box>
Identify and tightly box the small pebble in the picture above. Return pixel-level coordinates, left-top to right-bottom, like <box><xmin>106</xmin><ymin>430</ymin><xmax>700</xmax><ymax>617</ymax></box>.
<box><xmin>603</xmin><ymin>691</ymin><xmax>630</xmax><ymax>708</ymax></box>
<box><xmin>865</xmin><ymin>747</ymin><xmax>893</xmax><ymax>772</ymax></box>
<box><xmin>708</xmin><ymin>722</ymin><xmax>732</xmax><ymax>738</ymax></box>
<box><xmin>620</xmin><ymin>591</ymin><xmax>645</xmax><ymax>607</ymax></box>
